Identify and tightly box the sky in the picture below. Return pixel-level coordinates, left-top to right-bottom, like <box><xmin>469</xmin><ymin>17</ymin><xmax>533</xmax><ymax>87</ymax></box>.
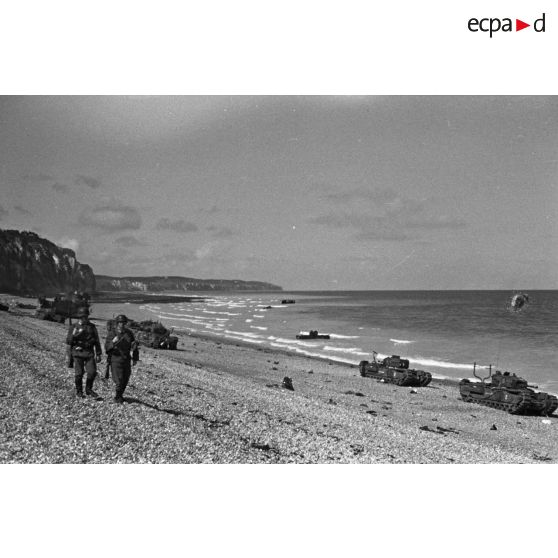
<box><xmin>0</xmin><ymin>95</ymin><xmax>557</xmax><ymax>290</ymax></box>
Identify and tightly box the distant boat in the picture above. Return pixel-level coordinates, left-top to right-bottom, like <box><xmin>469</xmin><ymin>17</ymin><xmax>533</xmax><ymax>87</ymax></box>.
<box><xmin>281</xmin><ymin>299</ymin><xmax>296</xmax><ymax>304</ymax></box>
<box><xmin>296</xmin><ymin>330</ymin><xmax>330</xmax><ymax>340</ymax></box>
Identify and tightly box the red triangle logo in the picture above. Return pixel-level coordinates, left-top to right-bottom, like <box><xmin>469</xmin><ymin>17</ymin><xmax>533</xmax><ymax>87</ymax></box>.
<box><xmin>516</xmin><ymin>19</ymin><xmax>530</xmax><ymax>31</ymax></box>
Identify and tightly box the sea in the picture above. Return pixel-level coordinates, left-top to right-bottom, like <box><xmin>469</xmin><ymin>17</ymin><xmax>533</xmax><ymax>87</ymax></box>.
<box><xmin>118</xmin><ymin>290</ymin><xmax>557</xmax><ymax>394</ymax></box>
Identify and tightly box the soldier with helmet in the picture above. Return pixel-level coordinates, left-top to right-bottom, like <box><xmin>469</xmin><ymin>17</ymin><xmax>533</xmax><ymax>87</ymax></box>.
<box><xmin>105</xmin><ymin>314</ymin><xmax>139</xmax><ymax>404</ymax></box>
<box><xmin>66</xmin><ymin>307</ymin><xmax>102</xmax><ymax>398</ymax></box>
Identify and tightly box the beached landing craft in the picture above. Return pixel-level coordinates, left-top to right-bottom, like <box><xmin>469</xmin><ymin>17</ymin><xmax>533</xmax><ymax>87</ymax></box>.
<box><xmin>295</xmin><ymin>330</ymin><xmax>331</xmax><ymax>340</ymax></box>
<box><xmin>459</xmin><ymin>364</ymin><xmax>558</xmax><ymax>416</ymax></box>
<box><xmin>359</xmin><ymin>353</ymin><xmax>432</xmax><ymax>387</ymax></box>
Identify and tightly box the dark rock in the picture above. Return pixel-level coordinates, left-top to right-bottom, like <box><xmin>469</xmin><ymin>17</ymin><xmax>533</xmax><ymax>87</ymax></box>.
<box><xmin>282</xmin><ymin>377</ymin><xmax>294</xmax><ymax>391</ymax></box>
<box><xmin>490</xmin><ymin>424</ymin><xmax>498</xmax><ymax>431</ymax></box>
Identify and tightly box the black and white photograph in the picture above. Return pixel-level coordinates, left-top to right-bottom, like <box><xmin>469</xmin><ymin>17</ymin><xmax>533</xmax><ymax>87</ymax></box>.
<box><xmin>1</xmin><ymin>95</ymin><xmax>557</xmax><ymax>465</ymax></box>
<box><xmin>1</xmin><ymin>1</ymin><xmax>557</xmax><ymax>557</ymax></box>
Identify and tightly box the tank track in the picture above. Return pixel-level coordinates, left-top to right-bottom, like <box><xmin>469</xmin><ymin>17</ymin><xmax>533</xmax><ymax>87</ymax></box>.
<box><xmin>460</xmin><ymin>392</ymin><xmax>533</xmax><ymax>415</ymax></box>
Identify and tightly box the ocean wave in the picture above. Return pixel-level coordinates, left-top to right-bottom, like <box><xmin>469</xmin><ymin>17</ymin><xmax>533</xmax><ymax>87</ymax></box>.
<box><xmin>202</xmin><ymin>309</ymin><xmax>241</xmax><ymax>316</ymax></box>
<box><xmin>223</xmin><ymin>329</ymin><xmax>264</xmax><ymax>339</ymax></box>
<box><xmin>155</xmin><ymin>315</ymin><xmax>206</xmax><ymax>326</ymax></box>
<box><xmin>268</xmin><ymin>336</ymin><xmax>321</xmax><ymax>348</ymax></box>
<box><xmin>223</xmin><ymin>334</ymin><xmax>264</xmax><ymax>344</ymax></box>
<box><xmin>390</xmin><ymin>339</ymin><xmax>414</xmax><ymax>345</ymax></box>
<box><xmin>328</xmin><ymin>333</ymin><xmax>361</xmax><ymax>339</ymax></box>
<box><xmin>409</xmin><ymin>356</ymin><xmax>475</xmax><ymax>370</ymax></box>
<box><xmin>250</xmin><ymin>326</ymin><xmax>268</xmax><ymax>331</ymax></box>
<box><xmin>323</xmin><ymin>346</ymin><xmax>369</xmax><ymax>356</ymax></box>
<box><xmin>155</xmin><ymin>310</ymin><xmax>224</xmax><ymax>321</ymax></box>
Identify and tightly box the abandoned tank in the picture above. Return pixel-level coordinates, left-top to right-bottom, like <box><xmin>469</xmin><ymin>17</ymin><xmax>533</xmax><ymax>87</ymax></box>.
<box><xmin>107</xmin><ymin>319</ymin><xmax>178</xmax><ymax>350</ymax></box>
<box><xmin>36</xmin><ymin>292</ymin><xmax>91</xmax><ymax>324</ymax></box>
<box><xmin>359</xmin><ymin>354</ymin><xmax>432</xmax><ymax>387</ymax></box>
<box><xmin>460</xmin><ymin>365</ymin><xmax>558</xmax><ymax>416</ymax></box>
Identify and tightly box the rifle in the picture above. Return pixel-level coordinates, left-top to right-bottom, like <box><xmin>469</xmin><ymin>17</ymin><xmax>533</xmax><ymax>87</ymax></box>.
<box><xmin>104</xmin><ymin>353</ymin><xmax>112</xmax><ymax>380</ymax></box>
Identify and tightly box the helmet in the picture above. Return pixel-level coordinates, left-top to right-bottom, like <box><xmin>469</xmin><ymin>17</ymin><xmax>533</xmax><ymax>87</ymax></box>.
<box><xmin>115</xmin><ymin>314</ymin><xmax>128</xmax><ymax>323</ymax></box>
<box><xmin>77</xmin><ymin>307</ymin><xmax>89</xmax><ymax>317</ymax></box>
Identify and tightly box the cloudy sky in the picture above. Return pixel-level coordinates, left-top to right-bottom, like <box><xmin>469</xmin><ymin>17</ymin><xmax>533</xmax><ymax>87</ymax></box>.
<box><xmin>0</xmin><ymin>95</ymin><xmax>556</xmax><ymax>290</ymax></box>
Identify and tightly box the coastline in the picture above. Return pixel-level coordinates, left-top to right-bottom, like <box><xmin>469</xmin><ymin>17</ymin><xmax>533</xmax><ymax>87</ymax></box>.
<box><xmin>1</xmin><ymin>304</ymin><xmax>557</xmax><ymax>463</ymax></box>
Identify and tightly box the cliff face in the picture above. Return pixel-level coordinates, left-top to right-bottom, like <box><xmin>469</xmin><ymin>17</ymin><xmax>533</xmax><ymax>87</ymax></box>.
<box><xmin>0</xmin><ymin>229</ymin><xmax>96</xmax><ymax>296</ymax></box>
<box><xmin>95</xmin><ymin>275</ymin><xmax>282</xmax><ymax>292</ymax></box>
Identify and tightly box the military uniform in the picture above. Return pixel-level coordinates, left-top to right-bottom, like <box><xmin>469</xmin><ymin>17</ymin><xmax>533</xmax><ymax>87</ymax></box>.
<box><xmin>66</xmin><ymin>308</ymin><xmax>102</xmax><ymax>398</ymax></box>
<box><xmin>105</xmin><ymin>315</ymin><xmax>139</xmax><ymax>403</ymax></box>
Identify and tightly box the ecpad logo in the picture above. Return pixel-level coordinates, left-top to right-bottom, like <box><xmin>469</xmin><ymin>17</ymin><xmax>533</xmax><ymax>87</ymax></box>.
<box><xmin>468</xmin><ymin>13</ymin><xmax>546</xmax><ymax>37</ymax></box>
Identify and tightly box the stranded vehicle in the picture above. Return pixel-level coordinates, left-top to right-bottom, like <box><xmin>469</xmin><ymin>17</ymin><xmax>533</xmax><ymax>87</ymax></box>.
<box><xmin>359</xmin><ymin>353</ymin><xmax>432</xmax><ymax>387</ymax></box>
<box><xmin>295</xmin><ymin>330</ymin><xmax>330</xmax><ymax>340</ymax></box>
<box><xmin>107</xmin><ymin>319</ymin><xmax>178</xmax><ymax>350</ymax></box>
<box><xmin>36</xmin><ymin>292</ymin><xmax>91</xmax><ymax>324</ymax></box>
<box><xmin>459</xmin><ymin>364</ymin><xmax>557</xmax><ymax>416</ymax></box>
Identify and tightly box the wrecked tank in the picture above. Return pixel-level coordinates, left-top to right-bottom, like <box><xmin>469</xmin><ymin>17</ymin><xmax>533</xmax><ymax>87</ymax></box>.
<box><xmin>107</xmin><ymin>319</ymin><xmax>178</xmax><ymax>350</ymax></box>
<box><xmin>359</xmin><ymin>354</ymin><xmax>432</xmax><ymax>387</ymax></box>
<box><xmin>35</xmin><ymin>293</ymin><xmax>91</xmax><ymax>324</ymax></box>
<box><xmin>460</xmin><ymin>364</ymin><xmax>558</xmax><ymax>416</ymax></box>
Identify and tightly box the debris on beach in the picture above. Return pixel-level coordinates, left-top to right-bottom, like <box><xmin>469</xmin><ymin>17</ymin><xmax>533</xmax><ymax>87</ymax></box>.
<box><xmin>532</xmin><ymin>452</ymin><xmax>552</xmax><ymax>462</ymax></box>
<box><xmin>419</xmin><ymin>425</ymin><xmax>460</xmax><ymax>436</ymax></box>
<box><xmin>410</xmin><ymin>389</ymin><xmax>418</xmax><ymax>394</ymax></box>
<box><xmin>282</xmin><ymin>377</ymin><xmax>294</xmax><ymax>391</ymax></box>
<box><xmin>490</xmin><ymin>424</ymin><xmax>498</xmax><ymax>430</ymax></box>
<box><xmin>250</xmin><ymin>442</ymin><xmax>272</xmax><ymax>451</ymax></box>
<box><xmin>541</xmin><ymin>419</ymin><xmax>552</xmax><ymax>425</ymax></box>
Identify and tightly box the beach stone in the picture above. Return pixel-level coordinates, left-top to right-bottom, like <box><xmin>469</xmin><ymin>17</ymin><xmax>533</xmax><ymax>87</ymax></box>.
<box><xmin>490</xmin><ymin>424</ymin><xmax>498</xmax><ymax>431</ymax></box>
<box><xmin>282</xmin><ymin>377</ymin><xmax>294</xmax><ymax>391</ymax></box>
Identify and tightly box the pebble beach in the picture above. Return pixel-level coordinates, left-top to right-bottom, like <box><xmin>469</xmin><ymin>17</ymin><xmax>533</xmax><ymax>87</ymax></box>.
<box><xmin>1</xmin><ymin>301</ymin><xmax>557</xmax><ymax>464</ymax></box>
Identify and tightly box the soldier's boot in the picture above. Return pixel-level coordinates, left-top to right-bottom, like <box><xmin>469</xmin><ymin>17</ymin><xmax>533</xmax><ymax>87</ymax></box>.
<box><xmin>85</xmin><ymin>379</ymin><xmax>99</xmax><ymax>398</ymax></box>
<box><xmin>114</xmin><ymin>390</ymin><xmax>124</xmax><ymax>404</ymax></box>
<box><xmin>75</xmin><ymin>378</ymin><xmax>85</xmax><ymax>398</ymax></box>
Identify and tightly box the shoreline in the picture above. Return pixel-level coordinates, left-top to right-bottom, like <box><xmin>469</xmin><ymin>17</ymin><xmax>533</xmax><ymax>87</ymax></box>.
<box><xmin>1</xmin><ymin>307</ymin><xmax>557</xmax><ymax>463</ymax></box>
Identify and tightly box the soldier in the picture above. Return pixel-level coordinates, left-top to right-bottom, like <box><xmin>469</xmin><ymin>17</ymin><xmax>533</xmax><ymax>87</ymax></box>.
<box><xmin>66</xmin><ymin>307</ymin><xmax>102</xmax><ymax>398</ymax></box>
<box><xmin>105</xmin><ymin>314</ymin><xmax>139</xmax><ymax>404</ymax></box>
